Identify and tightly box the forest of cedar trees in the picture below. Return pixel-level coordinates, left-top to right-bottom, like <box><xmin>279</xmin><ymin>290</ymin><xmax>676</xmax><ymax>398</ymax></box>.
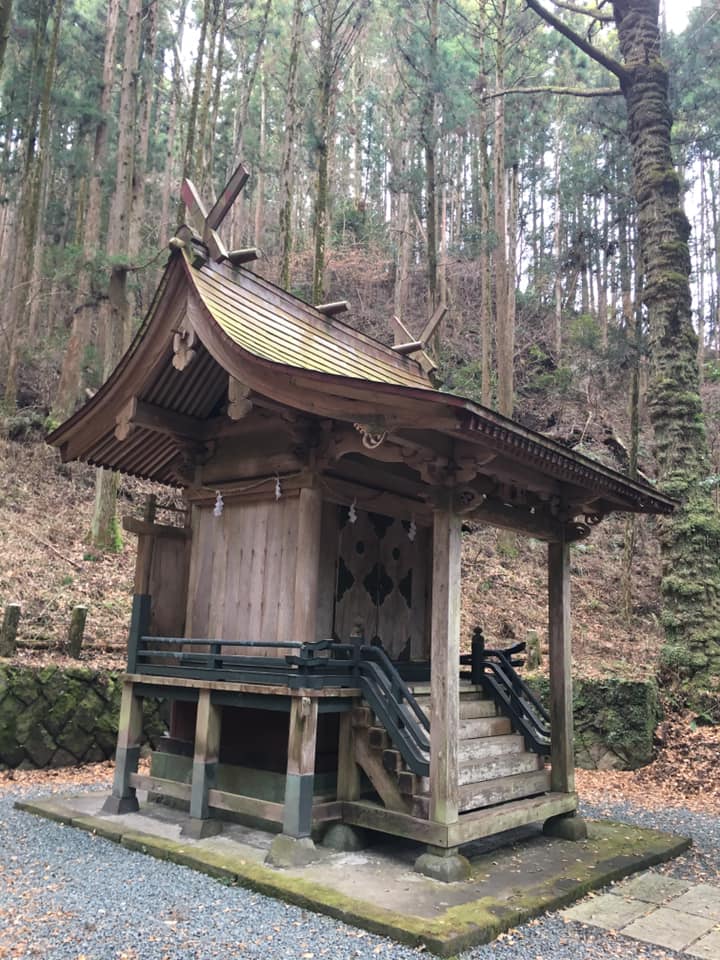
<box><xmin>0</xmin><ymin>1</ymin><xmax>719</xmax><ymax>710</ymax></box>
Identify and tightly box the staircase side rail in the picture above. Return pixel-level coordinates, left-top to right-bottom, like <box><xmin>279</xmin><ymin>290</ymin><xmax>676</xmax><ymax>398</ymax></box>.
<box><xmin>358</xmin><ymin>645</ymin><xmax>431</xmax><ymax>733</ymax></box>
<box><xmin>483</xmin><ymin>648</ymin><xmax>551</xmax><ymax>726</ymax></box>
<box><xmin>358</xmin><ymin>663</ymin><xmax>430</xmax><ymax>776</ymax></box>
<box><xmin>477</xmin><ymin>661</ymin><xmax>550</xmax><ymax>755</ymax></box>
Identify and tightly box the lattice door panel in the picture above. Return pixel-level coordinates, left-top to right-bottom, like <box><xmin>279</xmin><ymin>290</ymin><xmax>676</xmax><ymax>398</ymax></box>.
<box><xmin>333</xmin><ymin>507</ymin><xmax>429</xmax><ymax>660</ymax></box>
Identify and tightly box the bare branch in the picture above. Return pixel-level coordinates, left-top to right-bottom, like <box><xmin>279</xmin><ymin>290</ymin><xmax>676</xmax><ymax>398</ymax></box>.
<box><xmin>524</xmin><ymin>0</ymin><xmax>628</xmax><ymax>82</ymax></box>
<box><xmin>482</xmin><ymin>84</ymin><xmax>621</xmax><ymax>101</ymax></box>
<box><xmin>551</xmin><ymin>0</ymin><xmax>613</xmax><ymax>21</ymax></box>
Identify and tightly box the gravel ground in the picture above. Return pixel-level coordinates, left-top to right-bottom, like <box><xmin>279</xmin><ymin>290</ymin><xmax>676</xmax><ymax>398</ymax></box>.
<box><xmin>1</xmin><ymin>784</ymin><xmax>718</xmax><ymax>960</ymax></box>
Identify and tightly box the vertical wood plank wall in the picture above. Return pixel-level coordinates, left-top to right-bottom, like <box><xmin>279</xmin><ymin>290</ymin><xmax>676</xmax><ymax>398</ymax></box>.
<box><xmin>184</xmin><ymin>494</ymin><xmax>301</xmax><ymax>649</ymax></box>
<box><xmin>148</xmin><ymin>536</ymin><xmax>190</xmax><ymax>637</ymax></box>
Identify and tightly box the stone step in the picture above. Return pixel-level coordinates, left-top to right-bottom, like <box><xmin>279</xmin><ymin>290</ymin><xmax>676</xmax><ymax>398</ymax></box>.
<box><xmin>459</xmin><ymin>768</ymin><xmax>551</xmax><ymax>813</ymax></box>
<box><xmin>413</xmin><ymin>698</ymin><xmax>497</xmax><ymax>720</ymax></box>
<box><xmin>409</xmin><ymin>682</ymin><xmax>483</xmax><ymax>697</ymax></box>
<box><xmin>352</xmin><ymin>706</ymin><xmax>373</xmax><ymax>728</ymax></box>
<box><xmin>459</xmin><ymin>751</ymin><xmax>543</xmax><ymax>786</ymax></box>
<box><xmin>459</xmin><ymin>733</ymin><xmax>525</xmax><ymax>762</ymax></box>
<box><xmin>460</xmin><ymin>716</ymin><xmax>512</xmax><ymax>739</ymax></box>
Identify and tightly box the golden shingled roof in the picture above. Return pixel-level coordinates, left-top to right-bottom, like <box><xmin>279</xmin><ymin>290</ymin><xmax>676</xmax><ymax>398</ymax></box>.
<box><xmin>186</xmin><ymin>252</ymin><xmax>433</xmax><ymax>390</ymax></box>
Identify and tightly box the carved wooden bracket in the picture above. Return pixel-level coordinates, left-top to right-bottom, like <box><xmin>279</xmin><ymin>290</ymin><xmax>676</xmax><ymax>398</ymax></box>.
<box><xmin>114</xmin><ymin>397</ymin><xmax>137</xmax><ymax>441</ymax></box>
<box><xmin>228</xmin><ymin>376</ymin><xmax>253</xmax><ymax>420</ymax></box>
<box><xmin>172</xmin><ymin>321</ymin><xmax>197</xmax><ymax>371</ymax></box>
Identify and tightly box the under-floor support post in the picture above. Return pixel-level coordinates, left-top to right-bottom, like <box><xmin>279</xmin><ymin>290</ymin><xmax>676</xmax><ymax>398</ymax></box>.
<box><xmin>283</xmin><ymin>695</ymin><xmax>319</xmax><ymax>838</ymax></box>
<box><xmin>183</xmin><ymin>688</ymin><xmax>222</xmax><ymax>838</ymax></box>
<box><xmin>103</xmin><ymin>681</ymin><xmax>143</xmax><ymax>814</ymax></box>
<box><xmin>336</xmin><ymin>709</ymin><xmax>360</xmax><ymax>802</ymax></box>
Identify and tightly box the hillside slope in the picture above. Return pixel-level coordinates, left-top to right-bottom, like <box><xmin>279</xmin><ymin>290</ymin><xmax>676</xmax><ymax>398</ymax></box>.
<box><xmin>0</xmin><ymin>432</ymin><xmax>664</xmax><ymax>679</ymax></box>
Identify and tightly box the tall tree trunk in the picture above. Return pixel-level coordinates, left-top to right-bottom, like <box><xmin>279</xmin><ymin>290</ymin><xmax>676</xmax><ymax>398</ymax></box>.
<box><xmin>479</xmin><ymin>109</ymin><xmax>492</xmax><ymax>407</ymax></box>
<box><xmin>278</xmin><ymin>0</ymin><xmax>303</xmax><ymax>288</ymax></box>
<box><xmin>392</xmin><ymin>134</ymin><xmax>412</xmax><ymax>323</ymax></box>
<box><xmin>493</xmin><ymin>0</ymin><xmax>511</xmax><ymax>417</ymax></box>
<box><xmin>526</xmin><ymin>0</ymin><xmax>720</xmax><ymax>681</ymax></box>
<box><xmin>254</xmin><ymin>66</ymin><xmax>266</xmax><ymax>249</ymax></box>
<box><xmin>423</xmin><ymin>0</ymin><xmax>439</xmax><ymax>310</ymax></box>
<box><xmin>92</xmin><ymin>0</ymin><xmax>143</xmax><ymax>551</ymax></box>
<box><xmin>130</xmin><ymin>0</ymin><xmax>159</xmax><ymax>257</ymax></box>
<box><xmin>311</xmin><ymin>6</ymin><xmax>334</xmax><ymax>303</ymax></box>
<box><xmin>619</xmin><ymin>5</ymin><xmax>720</xmax><ymax>680</ymax></box>
<box><xmin>54</xmin><ymin>0</ymin><xmax>120</xmax><ymax>422</ymax></box>
<box><xmin>553</xmin><ymin>140</ymin><xmax>563</xmax><ymax>359</ymax></box>
<box><xmin>0</xmin><ymin>0</ymin><xmax>12</xmax><ymax>80</ymax></box>
<box><xmin>4</xmin><ymin>0</ymin><xmax>63</xmax><ymax>410</ymax></box>
<box><xmin>159</xmin><ymin>0</ymin><xmax>187</xmax><ymax>247</ymax></box>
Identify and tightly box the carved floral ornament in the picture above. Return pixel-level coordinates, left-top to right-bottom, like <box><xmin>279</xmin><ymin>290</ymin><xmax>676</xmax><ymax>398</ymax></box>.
<box><xmin>353</xmin><ymin>421</ymin><xmax>388</xmax><ymax>449</ymax></box>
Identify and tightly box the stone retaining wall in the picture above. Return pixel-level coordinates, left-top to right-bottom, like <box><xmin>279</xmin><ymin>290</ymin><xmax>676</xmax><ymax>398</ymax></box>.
<box><xmin>530</xmin><ymin>675</ymin><xmax>659</xmax><ymax>770</ymax></box>
<box><xmin>0</xmin><ymin>664</ymin><xmax>167</xmax><ymax>769</ymax></box>
<box><xmin>0</xmin><ymin>664</ymin><xmax>658</xmax><ymax>772</ymax></box>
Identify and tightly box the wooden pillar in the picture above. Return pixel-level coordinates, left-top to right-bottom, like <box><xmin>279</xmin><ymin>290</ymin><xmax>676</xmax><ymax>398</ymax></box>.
<box><xmin>103</xmin><ymin>681</ymin><xmax>143</xmax><ymax>814</ymax></box>
<box><xmin>184</xmin><ymin>688</ymin><xmax>222</xmax><ymax>837</ymax></box>
<box><xmin>429</xmin><ymin>499</ymin><xmax>461</xmax><ymax>826</ymax></box>
<box><xmin>548</xmin><ymin>539</ymin><xmax>575</xmax><ymax>794</ymax></box>
<box><xmin>283</xmin><ymin>695</ymin><xmax>319</xmax><ymax>837</ymax></box>
<box><xmin>336</xmin><ymin>709</ymin><xmax>360</xmax><ymax>801</ymax></box>
<box><xmin>292</xmin><ymin>485</ymin><xmax>324</xmax><ymax>644</ymax></box>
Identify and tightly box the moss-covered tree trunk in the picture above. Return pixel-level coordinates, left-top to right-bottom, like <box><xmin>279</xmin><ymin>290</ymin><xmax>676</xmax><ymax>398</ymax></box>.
<box><xmin>614</xmin><ymin>1</ymin><xmax>720</xmax><ymax>682</ymax></box>
<box><xmin>526</xmin><ymin>0</ymin><xmax>720</xmax><ymax>687</ymax></box>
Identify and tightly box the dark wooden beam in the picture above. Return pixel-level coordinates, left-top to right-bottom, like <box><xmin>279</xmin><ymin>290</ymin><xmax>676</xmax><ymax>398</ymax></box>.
<box><xmin>206</xmin><ymin>163</ymin><xmax>250</xmax><ymax>231</ymax></box>
<box><xmin>227</xmin><ymin>247</ymin><xmax>259</xmax><ymax>266</ymax></box>
<box><xmin>315</xmin><ymin>300</ymin><xmax>349</xmax><ymax>316</ymax></box>
<box><xmin>114</xmin><ymin>397</ymin><xmax>206</xmax><ymax>444</ymax></box>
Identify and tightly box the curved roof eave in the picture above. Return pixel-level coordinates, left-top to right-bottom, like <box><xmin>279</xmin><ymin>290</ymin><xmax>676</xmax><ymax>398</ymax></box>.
<box><xmin>47</xmin><ymin>247</ymin><xmax>676</xmax><ymax>517</ymax></box>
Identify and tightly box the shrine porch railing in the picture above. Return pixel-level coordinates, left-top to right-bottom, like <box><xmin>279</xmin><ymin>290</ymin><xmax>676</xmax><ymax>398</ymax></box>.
<box><xmin>127</xmin><ymin>595</ymin><xmax>548</xmax><ymax>775</ymax></box>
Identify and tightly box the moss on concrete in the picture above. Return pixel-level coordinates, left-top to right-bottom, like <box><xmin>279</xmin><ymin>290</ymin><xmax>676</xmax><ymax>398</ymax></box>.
<box><xmin>16</xmin><ymin>798</ymin><xmax>691</xmax><ymax>957</ymax></box>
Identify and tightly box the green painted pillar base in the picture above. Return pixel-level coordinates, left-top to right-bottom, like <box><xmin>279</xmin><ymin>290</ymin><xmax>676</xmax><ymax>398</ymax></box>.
<box><xmin>102</xmin><ymin>794</ymin><xmax>140</xmax><ymax>815</ymax></box>
<box><xmin>543</xmin><ymin>813</ymin><xmax>588</xmax><ymax>841</ymax></box>
<box><xmin>182</xmin><ymin>816</ymin><xmax>223</xmax><ymax>839</ymax></box>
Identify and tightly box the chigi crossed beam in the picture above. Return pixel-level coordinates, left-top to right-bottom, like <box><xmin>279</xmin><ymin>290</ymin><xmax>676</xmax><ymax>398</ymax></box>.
<box><xmin>181</xmin><ymin>163</ymin><xmax>259</xmax><ymax>266</ymax></box>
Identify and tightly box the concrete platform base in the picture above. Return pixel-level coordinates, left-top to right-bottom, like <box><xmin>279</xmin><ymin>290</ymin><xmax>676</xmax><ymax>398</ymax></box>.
<box><xmin>15</xmin><ymin>792</ymin><xmax>691</xmax><ymax>958</ymax></box>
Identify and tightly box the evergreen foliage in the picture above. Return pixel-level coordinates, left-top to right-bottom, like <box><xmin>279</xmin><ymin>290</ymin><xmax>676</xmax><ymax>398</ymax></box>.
<box><xmin>0</xmin><ymin>0</ymin><xmax>717</xmax><ymax>689</ymax></box>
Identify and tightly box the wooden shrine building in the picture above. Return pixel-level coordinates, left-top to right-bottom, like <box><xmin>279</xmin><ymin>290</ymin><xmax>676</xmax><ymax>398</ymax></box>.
<box><xmin>48</xmin><ymin>172</ymin><xmax>674</xmax><ymax>879</ymax></box>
